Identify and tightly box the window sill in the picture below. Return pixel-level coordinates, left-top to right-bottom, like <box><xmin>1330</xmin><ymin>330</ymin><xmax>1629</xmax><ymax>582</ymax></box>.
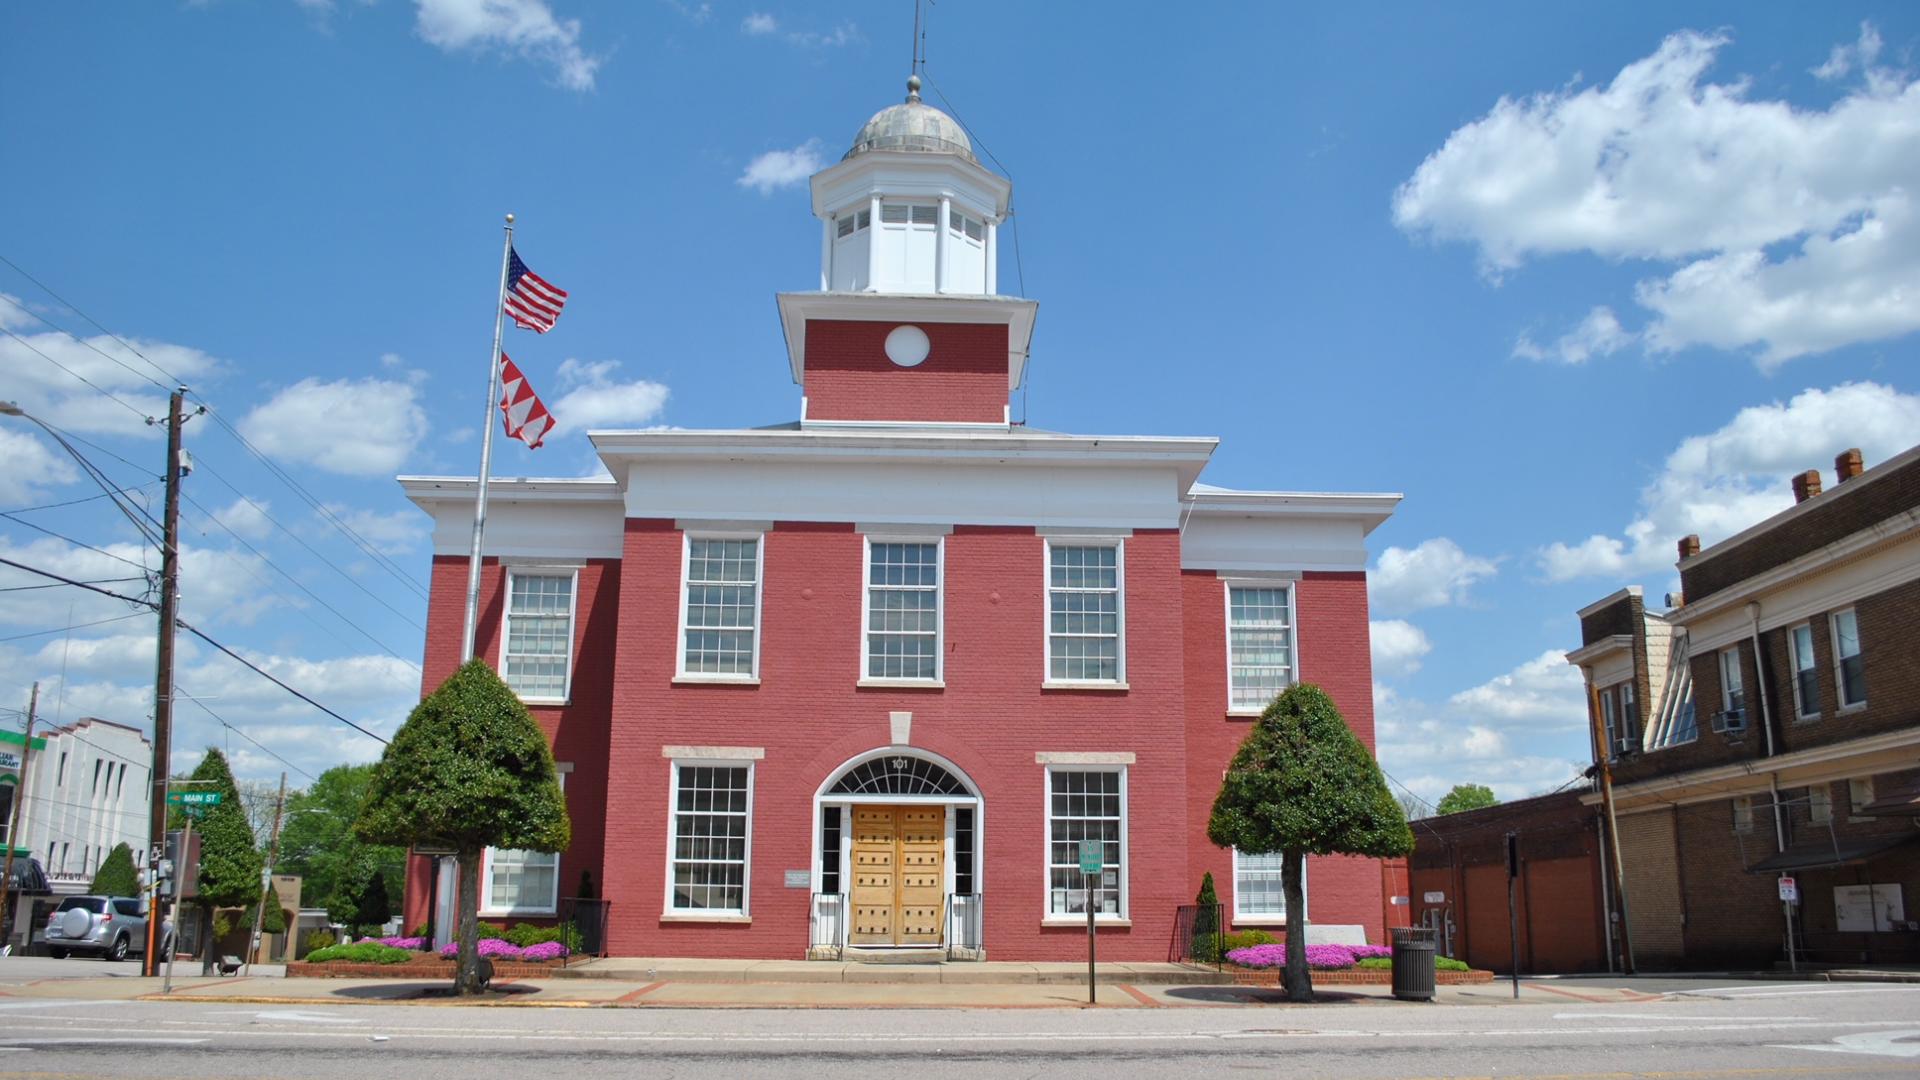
<box><xmin>1042</xmin><ymin>681</ymin><xmax>1129</xmax><ymax>692</ymax></box>
<box><xmin>1231</xmin><ymin>916</ymin><xmax>1292</xmax><ymax>928</ymax></box>
<box><xmin>1041</xmin><ymin>916</ymin><xmax>1130</xmax><ymax>928</ymax></box>
<box><xmin>1838</xmin><ymin>702</ymin><xmax>1868</xmax><ymax>715</ymax></box>
<box><xmin>479</xmin><ymin>907</ymin><xmax>557</xmax><ymax>919</ymax></box>
<box><xmin>672</xmin><ymin>675</ymin><xmax>761</xmax><ymax>687</ymax></box>
<box><xmin>515</xmin><ymin>697</ymin><xmax>570</xmax><ymax>708</ymax></box>
<box><xmin>659</xmin><ymin>913</ymin><xmax>752</xmax><ymax>924</ymax></box>
<box><xmin>1793</xmin><ymin>713</ymin><xmax>1821</xmax><ymax>723</ymax></box>
<box><xmin>1226</xmin><ymin>708</ymin><xmax>1265</xmax><ymax>720</ymax></box>
<box><xmin>856</xmin><ymin>678</ymin><xmax>945</xmax><ymax>690</ymax></box>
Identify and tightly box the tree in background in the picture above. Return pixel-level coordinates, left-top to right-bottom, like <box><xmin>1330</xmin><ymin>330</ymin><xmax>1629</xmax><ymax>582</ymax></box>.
<box><xmin>1208</xmin><ymin>684</ymin><xmax>1414</xmax><ymax>1001</ymax></box>
<box><xmin>277</xmin><ymin>764</ymin><xmax>405</xmax><ymax>916</ymax></box>
<box><xmin>178</xmin><ymin>749</ymin><xmax>264</xmax><ymax>975</ymax></box>
<box><xmin>1436</xmin><ymin>783</ymin><xmax>1499</xmax><ymax>816</ymax></box>
<box><xmin>1396</xmin><ymin>791</ymin><xmax>1436</xmax><ymax>822</ymax></box>
<box><xmin>88</xmin><ymin>843</ymin><xmax>139</xmax><ymax>897</ymax></box>
<box><xmin>356</xmin><ymin>660</ymin><xmax>569</xmax><ymax>995</ymax></box>
<box><xmin>326</xmin><ymin>860</ymin><xmax>394</xmax><ymax>938</ymax></box>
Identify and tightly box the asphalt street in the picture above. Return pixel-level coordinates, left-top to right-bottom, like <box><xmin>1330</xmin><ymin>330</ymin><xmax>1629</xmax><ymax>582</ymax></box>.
<box><xmin>0</xmin><ymin>973</ymin><xmax>1916</xmax><ymax>1079</ymax></box>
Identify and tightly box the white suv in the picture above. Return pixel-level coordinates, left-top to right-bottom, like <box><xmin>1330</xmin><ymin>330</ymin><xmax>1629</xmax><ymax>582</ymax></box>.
<box><xmin>43</xmin><ymin>896</ymin><xmax>146</xmax><ymax>961</ymax></box>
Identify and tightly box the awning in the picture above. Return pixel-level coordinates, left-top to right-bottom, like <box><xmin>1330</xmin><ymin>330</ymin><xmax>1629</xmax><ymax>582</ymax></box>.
<box><xmin>1857</xmin><ymin>774</ymin><xmax>1920</xmax><ymax>816</ymax></box>
<box><xmin>1747</xmin><ymin>832</ymin><xmax>1918</xmax><ymax>873</ymax></box>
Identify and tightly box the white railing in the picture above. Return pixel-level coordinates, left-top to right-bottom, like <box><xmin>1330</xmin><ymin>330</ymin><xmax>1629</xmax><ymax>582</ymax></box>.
<box><xmin>809</xmin><ymin>892</ymin><xmax>846</xmax><ymax>956</ymax></box>
<box><xmin>947</xmin><ymin>893</ymin><xmax>983</xmax><ymax>959</ymax></box>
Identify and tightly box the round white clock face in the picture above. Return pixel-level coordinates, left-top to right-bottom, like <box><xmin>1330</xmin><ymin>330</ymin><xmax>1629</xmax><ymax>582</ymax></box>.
<box><xmin>884</xmin><ymin>324</ymin><xmax>931</xmax><ymax>367</ymax></box>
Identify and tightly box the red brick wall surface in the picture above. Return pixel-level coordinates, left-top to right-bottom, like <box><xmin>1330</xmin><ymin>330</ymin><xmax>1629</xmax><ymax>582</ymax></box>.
<box><xmin>802</xmin><ymin>320</ymin><xmax>1009</xmax><ymax>423</ymax></box>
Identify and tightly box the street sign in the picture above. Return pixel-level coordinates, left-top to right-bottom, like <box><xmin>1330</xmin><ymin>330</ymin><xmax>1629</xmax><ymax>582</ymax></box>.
<box><xmin>1423</xmin><ymin>891</ymin><xmax>1446</xmax><ymax>903</ymax></box>
<box><xmin>1077</xmin><ymin>839</ymin><xmax>1103</xmax><ymax>876</ymax></box>
<box><xmin>1779</xmin><ymin>875</ymin><xmax>1799</xmax><ymax>903</ymax></box>
<box><xmin>166</xmin><ymin>791</ymin><xmax>223</xmax><ymax>806</ymax></box>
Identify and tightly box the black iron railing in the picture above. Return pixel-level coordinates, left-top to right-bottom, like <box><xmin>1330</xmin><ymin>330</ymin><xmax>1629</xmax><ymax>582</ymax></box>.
<box><xmin>1168</xmin><ymin>902</ymin><xmax>1224</xmax><ymax>969</ymax></box>
<box><xmin>557</xmin><ymin>897</ymin><xmax>610</xmax><ymax>967</ymax></box>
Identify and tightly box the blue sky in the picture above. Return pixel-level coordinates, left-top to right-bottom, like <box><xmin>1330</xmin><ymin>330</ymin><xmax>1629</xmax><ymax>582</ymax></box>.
<box><xmin>2</xmin><ymin>1</ymin><xmax>1916</xmax><ymax>807</ymax></box>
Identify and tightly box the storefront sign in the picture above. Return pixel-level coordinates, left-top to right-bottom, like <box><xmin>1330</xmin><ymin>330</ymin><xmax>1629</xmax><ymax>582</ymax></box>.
<box><xmin>1423</xmin><ymin>891</ymin><xmax>1446</xmax><ymax>904</ymax></box>
<box><xmin>1834</xmin><ymin>883</ymin><xmax>1905</xmax><ymax>932</ymax></box>
<box><xmin>0</xmin><ymin>752</ymin><xmax>18</xmax><ymax>772</ymax></box>
<box><xmin>783</xmin><ymin>870</ymin><xmax>811</xmax><ymax>889</ymax></box>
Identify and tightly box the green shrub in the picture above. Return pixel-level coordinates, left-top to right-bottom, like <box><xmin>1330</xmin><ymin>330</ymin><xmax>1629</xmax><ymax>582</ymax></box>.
<box><xmin>1354</xmin><ymin>955</ymin><xmax>1471</xmax><ymax>972</ymax></box>
<box><xmin>1436</xmin><ymin>956</ymin><xmax>1469</xmax><ymax>972</ymax></box>
<box><xmin>302</xmin><ymin>929</ymin><xmax>336</xmax><ymax>956</ymax></box>
<box><xmin>1356</xmin><ymin>957</ymin><xmax>1392</xmax><ymax>970</ymax></box>
<box><xmin>409</xmin><ymin>922</ymin><xmax>429</xmax><ymax>939</ymax></box>
<box><xmin>305</xmin><ymin>941</ymin><xmax>414</xmax><ymax>965</ymax></box>
<box><xmin>1223</xmin><ymin>929</ymin><xmax>1276</xmax><ymax>951</ymax></box>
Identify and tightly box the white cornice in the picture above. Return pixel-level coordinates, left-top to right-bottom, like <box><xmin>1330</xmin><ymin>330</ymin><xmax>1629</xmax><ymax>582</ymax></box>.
<box><xmin>1182</xmin><ymin>489</ymin><xmax>1401</xmax><ymax>536</ymax></box>
<box><xmin>398</xmin><ymin>476</ymin><xmax>624</xmax><ymax>503</ymax></box>
<box><xmin>1576</xmin><ymin>586</ymin><xmax>1641</xmax><ymax>620</ymax></box>
<box><xmin>775</xmin><ymin>291</ymin><xmax>1038</xmax><ymax>389</ymax></box>
<box><xmin>1565</xmin><ymin>634</ymin><xmax>1632</xmax><ymax>667</ymax></box>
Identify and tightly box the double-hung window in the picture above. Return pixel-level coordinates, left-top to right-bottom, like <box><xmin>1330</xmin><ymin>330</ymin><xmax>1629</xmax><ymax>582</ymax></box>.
<box><xmin>1830</xmin><ymin>609</ymin><xmax>1866</xmax><ymax>709</ymax></box>
<box><xmin>1045</xmin><ymin>541</ymin><xmax>1123</xmax><ymax>684</ymax></box>
<box><xmin>1600</xmin><ymin>688</ymin><xmax>1619</xmax><ymax>756</ymax></box>
<box><xmin>502</xmin><ymin>568</ymin><xmax>576</xmax><ymax>701</ymax></box>
<box><xmin>1227</xmin><ymin>584</ymin><xmax>1295</xmax><ymax>712</ymax></box>
<box><xmin>679</xmin><ymin>536</ymin><xmax>761</xmax><ymax>678</ymax></box>
<box><xmin>1718</xmin><ymin>647</ymin><xmax>1745</xmax><ymax>719</ymax></box>
<box><xmin>483</xmin><ymin>849</ymin><xmax>559</xmax><ymax>915</ymax></box>
<box><xmin>1233</xmin><ymin>849</ymin><xmax>1300</xmax><ymax>923</ymax></box>
<box><xmin>667</xmin><ymin>763</ymin><xmax>753</xmax><ymax>915</ymax></box>
<box><xmin>1045</xmin><ymin>768</ymin><xmax>1125</xmax><ymax>918</ymax></box>
<box><xmin>864</xmin><ymin>540</ymin><xmax>941</xmax><ymax>682</ymax></box>
<box><xmin>1789</xmin><ymin>624</ymin><xmax>1820</xmax><ymax>719</ymax></box>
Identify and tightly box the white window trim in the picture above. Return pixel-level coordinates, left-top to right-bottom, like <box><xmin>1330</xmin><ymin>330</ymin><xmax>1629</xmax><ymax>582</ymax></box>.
<box><xmin>1600</xmin><ymin>687</ymin><xmax>1619</xmax><ymax>757</ymax></box>
<box><xmin>1231</xmin><ymin>848</ymin><xmax>1306</xmax><ymax>925</ymax></box>
<box><xmin>662</xmin><ymin>758</ymin><xmax>756</xmax><ymax>920</ymax></box>
<box><xmin>496</xmin><ymin>565</ymin><xmax>580</xmax><ymax>705</ymax></box>
<box><xmin>859</xmin><ymin>535</ymin><xmax>945</xmax><ymax>686</ymax></box>
<box><xmin>1718</xmin><ymin>646</ymin><xmax>1745</xmax><ymax>717</ymax></box>
<box><xmin>1788</xmin><ymin>622</ymin><xmax>1820</xmax><ymax>721</ymax></box>
<box><xmin>1829</xmin><ymin>608</ymin><xmax>1867</xmax><ymax>712</ymax></box>
<box><xmin>478</xmin><ymin>847</ymin><xmax>560</xmax><ymax>917</ymax></box>
<box><xmin>1809</xmin><ymin>785</ymin><xmax>1833</xmax><ymax>826</ymax></box>
<box><xmin>1732</xmin><ymin>794</ymin><xmax>1754</xmax><ymax>834</ymax></box>
<box><xmin>674</xmin><ymin>531</ymin><xmax>766</xmax><ymax>684</ymax></box>
<box><xmin>1848</xmin><ymin>776</ymin><xmax>1876</xmax><ymax>821</ymax></box>
<box><xmin>1041</xmin><ymin>537</ymin><xmax>1127</xmax><ymax>688</ymax></box>
<box><xmin>1224</xmin><ymin>579</ymin><xmax>1298</xmax><ymax>716</ymax></box>
<box><xmin>1040</xmin><ymin>764</ymin><xmax>1129</xmax><ymax>925</ymax></box>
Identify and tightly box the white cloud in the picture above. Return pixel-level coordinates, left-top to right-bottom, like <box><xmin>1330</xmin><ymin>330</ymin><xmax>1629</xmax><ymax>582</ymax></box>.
<box><xmin>1393</xmin><ymin>26</ymin><xmax>1920</xmax><ymax>366</ymax></box>
<box><xmin>1369</xmin><ymin>538</ymin><xmax>1500</xmax><ymax>614</ymax></box>
<box><xmin>0</xmin><ymin>302</ymin><xmax>222</xmax><ymax>437</ymax></box>
<box><xmin>237</xmin><ymin>376</ymin><xmax>429</xmax><ymax>476</ymax></box>
<box><xmin>0</xmin><ymin>428</ymin><xmax>80</xmax><ymax>506</ymax></box>
<box><xmin>324</xmin><ymin>504</ymin><xmax>428</xmax><ymax>556</ymax></box>
<box><xmin>737</xmin><ymin>140</ymin><xmax>824</xmax><ymax>195</ymax></box>
<box><xmin>1447</xmin><ymin>649</ymin><xmax>1588</xmax><ymax>725</ymax></box>
<box><xmin>786</xmin><ymin>22</ymin><xmax>859</xmax><ymax>49</ymax></box>
<box><xmin>551</xmin><ymin>358</ymin><xmax>670</xmax><ymax>430</ymax></box>
<box><xmin>1513</xmin><ymin>306</ymin><xmax>1633</xmax><ymax>365</ymax></box>
<box><xmin>1813</xmin><ymin>21</ymin><xmax>1882</xmax><ymax>81</ymax></box>
<box><xmin>741</xmin><ymin>12</ymin><xmax>775</xmax><ymax>35</ymax></box>
<box><xmin>662</xmin><ymin>0</ymin><xmax>711</xmax><ymax>24</ymax></box>
<box><xmin>211</xmin><ymin>497</ymin><xmax>274</xmax><ymax>540</ymax></box>
<box><xmin>1538</xmin><ymin>381</ymin><xmax>1920</xmax><ymax>581</ymax></box>
<box><xmin>1369</xmin><ymin>619</ymin><xmax>1432</xmax><ymax>678</ymax></box>
<box><xmin>414</xmin><ymin>0</ymin><xmax>600</xmax><ymax>91</ymax></box>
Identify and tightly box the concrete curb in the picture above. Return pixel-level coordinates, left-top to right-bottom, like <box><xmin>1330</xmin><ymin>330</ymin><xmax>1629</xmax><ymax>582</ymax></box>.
<box><xmin>550</xmin><ymin>964</ymin><xmax>1229</xmax><ymax>986</ymax></box>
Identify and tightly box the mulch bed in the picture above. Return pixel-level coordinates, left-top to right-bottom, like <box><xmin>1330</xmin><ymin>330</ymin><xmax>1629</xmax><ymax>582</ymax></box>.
<box><xmin>1227</xmin><ymin>967</ymin><xmax>1494</xmax><ymax>986</ymax></box>
<box><xmin>287</xmin><ymin>958</ymin><xmax>567</xmax><ymax>979</ymax></box>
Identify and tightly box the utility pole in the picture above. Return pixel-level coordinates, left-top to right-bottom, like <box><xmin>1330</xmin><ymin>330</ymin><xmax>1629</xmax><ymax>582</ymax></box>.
<box><xmin>244</xmin><ymin>772</ymin><xmax>287</xmax><ymax>974</ymax></box>
<box><xmin>1585</xmin><ymin>677</ymin><xmax>1635</xmax><ymax>974</ymax></box>
<box><xmin>143</xmin><ymin>387</ymin><xmax>187</xmax><ymax>977</ymax></box>
<box><xmin>0</xmin><ymin>683</ymin><xmax>38</xmax><ymax>952</ymax></box>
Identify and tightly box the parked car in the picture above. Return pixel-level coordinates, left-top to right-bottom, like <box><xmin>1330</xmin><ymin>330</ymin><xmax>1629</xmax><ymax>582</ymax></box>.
<box><xmin>43</xmin><ymin>896</ymin><xmax>146</xmax><ymax>961</ymax></box>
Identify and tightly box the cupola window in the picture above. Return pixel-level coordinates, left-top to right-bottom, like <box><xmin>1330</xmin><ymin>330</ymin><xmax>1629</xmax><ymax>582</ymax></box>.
<box><xmin>835</xmin><ymin>209</ymin><xmax>870</xmax><ymax>239</ymax></box>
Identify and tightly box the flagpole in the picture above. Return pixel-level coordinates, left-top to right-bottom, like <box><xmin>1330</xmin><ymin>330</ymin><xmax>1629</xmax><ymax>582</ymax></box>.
<box><xmin>460</xmin><ymin>213</ymin><xmax>515</xmax><ymax>664</ymax></box>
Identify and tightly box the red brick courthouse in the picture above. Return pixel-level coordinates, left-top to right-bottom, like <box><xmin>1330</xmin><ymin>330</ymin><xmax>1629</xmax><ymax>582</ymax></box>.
<box><xmin>397</xmin><ymin>79</ymin><xmax>1400</xmax><ymax>961</ymax></box>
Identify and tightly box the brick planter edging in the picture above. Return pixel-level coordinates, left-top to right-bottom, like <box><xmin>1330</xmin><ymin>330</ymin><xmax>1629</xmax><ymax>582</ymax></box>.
<box><xmin>287</xmin><ymin>959</ymin><xmax>565</xmax><ymax>980</ymax></box>
<box><xmin>1227</xmin><ymin>967</ymin><xmax>1494</xmax><ymax>986</ymax></box>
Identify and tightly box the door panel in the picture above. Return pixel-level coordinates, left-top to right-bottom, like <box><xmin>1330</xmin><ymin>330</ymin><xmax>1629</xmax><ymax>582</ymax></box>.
<box><xmin>846</xmin><ymin>805</ymin><xmax>947</xmax><ymax>946</ymax></box>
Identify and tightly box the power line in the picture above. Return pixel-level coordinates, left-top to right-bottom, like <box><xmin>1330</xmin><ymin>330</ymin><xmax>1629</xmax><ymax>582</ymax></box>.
<box><xmin>11</xmin><ymin>419</ymin><xmax>165</xmax><ymax>549</ymax></box>
<box><xmin>0</xmin><ymin>555</ymin><xmax>389</xmax><ymax>747</ymax></box>
<box><xmin>0</xmin><ymin>294</ymin><xmax>171</xmax><ymax>394</ymax></box>
<box><xmin>177</xmin><ymin>694</ymin><xmax>318</xmax><ymax>784</ymax></box>
<box><xmin>0</xmin><ymin>326</ymin><xmax>153</xmax><ymax>423</ymax></box>
<box><xmin>0</xmin><ymin>252</ymin><xmax>184</xmax><ymax>387</ymax></box>
<box><xmin>0</xmin><ymin>510</ymin><xmax>155</xmax><ymax>573</ymax></box>
<box><xmin>1</xmin><ymin>481</ymin><xmax>160</xmax><ymax>516</ymax></box>
<box><xmin>0</xmin><ymin>612</ymin><xmax>147</xmax><ymax>643</ymax></box>
<box><xmin>0</xmin><ymin>576</ymin><xmax>146</xmax><ymax>593</ymax></box>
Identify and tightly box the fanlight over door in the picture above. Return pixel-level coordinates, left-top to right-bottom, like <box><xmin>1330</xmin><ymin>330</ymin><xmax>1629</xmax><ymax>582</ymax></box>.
<box><xmin>828</xmin><ymin>755</ymin><xmax>970</xmax><ymax>797</ymax></box>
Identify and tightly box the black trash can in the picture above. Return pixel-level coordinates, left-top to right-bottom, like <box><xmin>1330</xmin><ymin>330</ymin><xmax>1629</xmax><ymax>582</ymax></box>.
<box><xmin>1390</xmin><ymin>926</ymin><xmax>1437</xmax><ymax>1001</ymax></box>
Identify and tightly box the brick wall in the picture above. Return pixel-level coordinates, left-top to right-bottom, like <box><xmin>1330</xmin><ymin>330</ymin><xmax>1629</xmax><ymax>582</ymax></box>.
<box><xmin>1673</xmin><ymin>797</ymin><xmax>1786</xmax><ymax>969</ymax></box>
<box><xmin>1616</xmin><ymin>808</ymin><xmax>1685</xmax><ymax>968</ymax></box>
<box><xmin>802</xmin><ymin>320</ymin><xmax>1009</xmax><ymax>423</ymax></box>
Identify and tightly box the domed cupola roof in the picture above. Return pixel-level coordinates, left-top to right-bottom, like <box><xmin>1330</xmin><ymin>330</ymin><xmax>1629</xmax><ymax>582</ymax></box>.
<box><xmin>844</xmin><ymin>76</ymin><xmax>975</xmax><ymax>163</ymax></box>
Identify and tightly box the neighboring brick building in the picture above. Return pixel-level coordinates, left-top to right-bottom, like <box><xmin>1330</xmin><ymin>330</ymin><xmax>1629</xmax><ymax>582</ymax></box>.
<box><xmin>394</xmin><ymin>79</ymin><xmax>1401</xmax><ymax>961</ymax></box>
<box><xmin>1569</xmin><ymin>445</ymin><xmax>1920</xmax><ymax>970</ymax></box>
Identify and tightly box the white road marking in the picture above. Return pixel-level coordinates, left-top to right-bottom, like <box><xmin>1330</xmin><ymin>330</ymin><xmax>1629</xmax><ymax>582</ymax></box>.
<box><xmin>0</xmin><ymin>1000</ymin><xmax>132</xmax><ymax>1011</ymax></box>
<box><xmin>1772</xmin><ymin>1029</ymin><xmax>1920</xmax><ymax>1058</ymax></box>
<box><xmin>208</xmin><ymin>1009</ymin><xmax>364</xmax><ymax>1025</ymax></box>
<box><xmin>0</xmin><ymin>1038</ymin><xmax>209</xmax><ymax>1046</ymax></box>
<box><xmin>1673</xmin><ymin>985</ymin><xmax>1920</xmax><ymax>999</ymax></box>
<box><xmin>1551</xmin><ymin>1012</ymin><xmax>1812</xmax><ymax>1021</ymax></box>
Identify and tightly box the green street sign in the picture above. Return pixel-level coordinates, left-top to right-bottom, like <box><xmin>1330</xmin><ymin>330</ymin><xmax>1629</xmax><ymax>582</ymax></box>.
<box><xmin>1078</xmin><ymin>838</ymin><xmax>1103</xmax><ymax>876</ymax></box>
<box><xmin>166</xmin><ymin>791</ymin><xmax>223</xmax><ymax>806</ymax></box>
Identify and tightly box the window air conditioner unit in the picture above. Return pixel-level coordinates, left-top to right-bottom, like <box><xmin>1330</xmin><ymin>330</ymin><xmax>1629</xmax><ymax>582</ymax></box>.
<box><xmin>1711</xmin><ymin>708</ymin><xmax>1747</xmax><ymax>735</ymax></box>
<box><xmin>1615</xmin><ymin>737</ymin><xmax>1640</xmax><ymax>756</ymax></box>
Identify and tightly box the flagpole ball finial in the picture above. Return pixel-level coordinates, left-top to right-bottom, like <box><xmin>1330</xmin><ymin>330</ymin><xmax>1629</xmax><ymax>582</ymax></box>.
<box><xmin>505</xmin><ymin>213</ymin><xmax>515</xmax><ymax>225</ymax></box>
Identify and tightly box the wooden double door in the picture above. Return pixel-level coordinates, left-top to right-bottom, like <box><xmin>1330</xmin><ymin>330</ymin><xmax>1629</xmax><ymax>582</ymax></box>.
<box><xmin>849</xmin><ymin>805</ymin><xmax>945</xmax><ymax>946</ymax></box>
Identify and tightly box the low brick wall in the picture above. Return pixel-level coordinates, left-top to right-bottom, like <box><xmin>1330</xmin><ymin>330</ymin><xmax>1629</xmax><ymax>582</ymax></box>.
<box><xmin>287</xmin><ymin>959</ymin><xmax>565</xmax><ymax>980</ymax></box>
<box><xmin>1228</xmin><ymin>967</ymin><xmax>1494</xmax><ymax>986</ymax></box>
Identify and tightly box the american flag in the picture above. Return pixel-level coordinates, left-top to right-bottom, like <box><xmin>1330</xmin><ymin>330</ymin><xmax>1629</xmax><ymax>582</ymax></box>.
<box><xmin>498</xmin><ymin>354</ymin><xmax>554</xmax><ymax>448</ymax></box>
<box><xmin>504</xmin><ymin>246</ymin><xmax>568</xmax><ymax>333</ymax></box>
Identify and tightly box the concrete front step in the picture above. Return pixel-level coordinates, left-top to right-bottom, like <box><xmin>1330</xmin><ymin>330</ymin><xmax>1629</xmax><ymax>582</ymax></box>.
<box><xmin>552</xmin><ymin>958</ymin><xmax>1227</xmax><ymax>985</ymax></box>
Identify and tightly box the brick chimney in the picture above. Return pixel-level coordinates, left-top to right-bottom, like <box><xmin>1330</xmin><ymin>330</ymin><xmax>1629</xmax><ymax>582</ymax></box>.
<box><xmin>1677</xmin><ymin>534</ymin><xmax>1701</xmax><ymax>560</ymax></box>
<box><xmin>1791</xmin><ymin>469</ymin><xmax>1823</xmax><ymax>503</ymax></box>
<box><xmin>1835</xmin><ymin>447</ymin><xmax>1864</xmax><ymax>484</ymax></box>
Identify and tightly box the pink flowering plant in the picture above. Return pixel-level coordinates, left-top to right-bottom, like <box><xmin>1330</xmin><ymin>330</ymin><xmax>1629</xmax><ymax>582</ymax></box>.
<box><xmin>1225</xmin><ymin>943</ymin><xmax>1388</xmax><ymax>971</ymax></box>
<box><xmin>359</xmin><ymin>936</ymin><xmax>430</xmax><ymax>951</ymax></box>
<box><xmin>434</xmin><ymin>937</ymin><xmax>569</xmax><ymax>962</ymax></box>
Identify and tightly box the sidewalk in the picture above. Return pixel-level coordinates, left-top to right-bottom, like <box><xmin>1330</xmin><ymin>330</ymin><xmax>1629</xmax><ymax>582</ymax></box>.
<box><xmin>550</xmin><ymin>957</ymin><xmax>1227</xmax><ymax>985</ymax></box>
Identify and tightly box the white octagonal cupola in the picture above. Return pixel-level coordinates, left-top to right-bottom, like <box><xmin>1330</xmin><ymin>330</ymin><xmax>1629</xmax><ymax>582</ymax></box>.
<box><xmin>812</xmin><ymin>76</ymin><xmax>1012</xmax><ymax>297</ymax></box>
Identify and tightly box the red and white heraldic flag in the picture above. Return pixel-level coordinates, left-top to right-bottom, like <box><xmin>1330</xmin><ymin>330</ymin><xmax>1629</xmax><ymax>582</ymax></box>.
<box><xmin>503</xmin><ymin>245</ymin><xmax>568</xmax><ymax>333</ymax></box>
<box><xmin>498</xmin><ymin>355</ymin><xmax>555</xmax><ymax>448</ymax></box>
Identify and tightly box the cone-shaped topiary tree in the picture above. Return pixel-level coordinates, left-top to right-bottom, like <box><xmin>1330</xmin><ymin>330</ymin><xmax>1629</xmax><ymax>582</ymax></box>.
<box><xmin>89</xmin><ymin>843</ymin><xmax>139</xmax><ymax>898</ymax></box>
<box><xmin>179</xmin><ymin>749</ymin><xmax>263</xmax><ymax>975</ymax></box>
<box><xmin>1207</xmin><ymin>684</ymin><xmax>1413</xmax><ymax>1001</ymax></box>
<box><xmin>355</xmin><ymin>659</ymin><xmax>569</xmax><ymax>994</ymax></box>
<box><xmin>1194</xmin><ymin>871</ymin><xmax>1221</xmax><ymax>961</ymax></box>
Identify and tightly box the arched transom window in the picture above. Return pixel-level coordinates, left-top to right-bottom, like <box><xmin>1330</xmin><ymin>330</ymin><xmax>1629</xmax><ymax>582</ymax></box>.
<box><xmin>828</xmin><ymin>755</ymin><xmax>969</xmax><ymax>797</ymax></box>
